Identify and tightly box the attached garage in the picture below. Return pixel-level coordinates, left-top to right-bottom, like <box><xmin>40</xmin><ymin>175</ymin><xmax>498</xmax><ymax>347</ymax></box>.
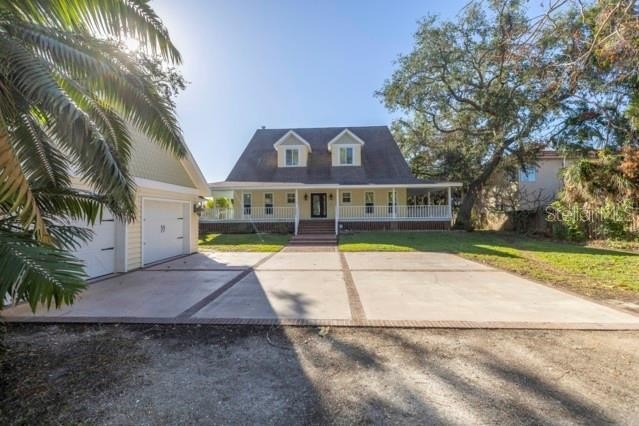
<box><xmin>72</xmin><ymin>213</ymin><xmax>117</xmax><ymax>279</ymax></box>
<box><xmin>69</xmin><ymin>130</ymin><xmax>209</xmax><ymax>279</ymax></box>
<box><xmin>142</xmin><ymin>199</ymin><xmax>188</xmax><ymax>265</ymax></box>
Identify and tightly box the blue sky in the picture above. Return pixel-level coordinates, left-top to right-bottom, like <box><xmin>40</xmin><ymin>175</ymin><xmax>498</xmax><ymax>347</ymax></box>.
<box><xmin>151</xmin><ymin>0</ymin><xmax>491</xmax><ymax>182</ymax></box>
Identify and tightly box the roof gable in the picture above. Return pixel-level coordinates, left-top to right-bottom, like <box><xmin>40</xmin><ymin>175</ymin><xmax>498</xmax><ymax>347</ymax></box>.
<box><xmin>327</xmin><ymin>128</ymin><xmax>365</xmax><ymax>151</ymax></box>
<box><xmin>273</xmin><ymin>130</ymin><xmax>312</xmax><ymax>152</ymax></box>
<box><xmin>128</xmin><ymin>128</ymin><xmax>208</xmax><ymax>194</ymax></box>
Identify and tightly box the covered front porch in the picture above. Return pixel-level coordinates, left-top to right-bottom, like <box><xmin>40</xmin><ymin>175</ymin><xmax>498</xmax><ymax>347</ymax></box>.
<box><xmin>203</xmin><ymin>183</ymin><xmax>461</xmax><ymax>235</ymax></box>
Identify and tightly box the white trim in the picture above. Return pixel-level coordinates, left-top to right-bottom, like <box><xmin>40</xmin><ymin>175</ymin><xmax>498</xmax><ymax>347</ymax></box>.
<box><xmin>336</xmin><ymin>145</ymin><xmax>356</xmax><ymax>166</ymax></box>
<box><xmin>283</xmin><ymin>147</ymin><xmax>302</xmax><ymax>167</ymax></box>
<box><xmin>294</xmin><ymin>189</ymin><xmax>299</xmax><ymax>235</ymax></box>
<box><xmin>210</xmin><ymin>182</ymin><xmax>463</xmax><ymax>190</ymax></box>
<box><xmin>140</xmin><ymin>197</ymin><xmax>191</xmax><ymax>268</ymax></box>
<box><xmin>327</xmin><ymin>128</ymin><xmax>366</xmax><ymax>151</ymax></box>
<box><xmin>335</xmin><ymin>188</ymin><xmax>339</xmax><ymax>235</ymax></box>
<box><xmin>273</xmin><ymin>130</ymin><xmax>312</xmax><ymax>152</ymax></box>
<box><xmin>242</xmin><ymin>192</ymin><xmax>252</xmax><ymax>219</ymax></box>
<box><xmin>365</xmin><ymin>190</ymin><xmax>375</xmax><ymax>204</ymax></box>
<box><xmin>264</xmin><ymin>192</ymin><xmax>274</xmax><ymax>207</ymax></box>
<box><xmin>179</xmin><ymin>148</ymin><xmax>209</xmax><ymax>195</ymax></box>
<box><xmin>123</xmin><ymin>221</ymin><xmax>128</xmax><ymax>272</ymax></box>
<box><xmin>135</xmin><ymin>177</ymin><xmax>202</xmax><ymax>195</ymax></box>
<box><xmin>447</xmin><ymin>187</ymin><xmax>453</xmax><ymax>226</ymax></box>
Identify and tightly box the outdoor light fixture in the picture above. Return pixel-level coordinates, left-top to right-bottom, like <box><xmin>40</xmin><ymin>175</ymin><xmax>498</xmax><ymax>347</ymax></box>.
<box><xmin>193</xmin><ymin>199</ymin><xmax>206</xmax><ymax>216</ymax></box>
<box><xmin>304</xmin><ymin>193</ymin><xmax>308</xmax><ymax>201</ymax></box>
<box><xmin>329</xmin><ymin>194</ymin><xmax>333</xmax><ymax>200</ymax></box>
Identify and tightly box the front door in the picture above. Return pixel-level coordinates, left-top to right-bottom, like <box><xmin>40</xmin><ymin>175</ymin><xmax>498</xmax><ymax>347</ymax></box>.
<box><xmin>310</xmin><ymin>193</ymin><xmax>327</xmax><ymax>218</ymax></box>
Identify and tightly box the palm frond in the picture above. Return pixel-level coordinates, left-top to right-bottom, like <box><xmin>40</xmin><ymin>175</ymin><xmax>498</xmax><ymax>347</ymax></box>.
<box><xmin>1</xmin><ymin>0</ymin><xmax>181</xmax><ymax>63</ymax></box>
<box><xmin>3</xmin><ymin>18</ymin><xmax>185</xmax><ymax>159</ymax></box>
<box><xmin>0</xmin><ymin>122</ymin><xmax>48</xmax><ymax>240</ymax></box>
<box><xmin>0</xmin><ymin>229</ymin><xmax>85</xmax><ymax>312</ymax></box>
<box><xmin>43</xmin><ymin>222</ymin><xmax>94</xmax><ymax>250</ymax></box>
<box><xmin>0</xmin><ymin>36</ymin><xmax>139</xmax><ymax>210</ymax></box>
<box><xmin>10</xmin><ymin>112</ymin><xmax>70</xmax><ymax>188</ymax></box>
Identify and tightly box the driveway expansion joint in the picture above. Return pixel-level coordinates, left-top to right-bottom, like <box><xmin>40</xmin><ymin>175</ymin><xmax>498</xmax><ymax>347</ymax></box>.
<box><xmin>339</xmin><ymin>252</ymin><xmax>366</xmax><ymax>321</ymax></box>
<box><xmin>175</xmin><ymin>251</ymin><xmax>279</xmax><ymax>319</ymax></box>
<box><xmin>5</xmin><ymin>316</ymin><xmax>639</xmax><ymax>330</ymax></box>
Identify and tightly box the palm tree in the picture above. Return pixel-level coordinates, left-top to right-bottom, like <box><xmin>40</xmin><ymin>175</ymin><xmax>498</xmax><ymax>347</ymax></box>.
<box><xmin>561</xmin><ymin>154</ymin><xmax>634</xmax><ymax>206</ymax></box>
<box><xmin>0</xmin><ymin>0</ymin><xmax>185</xmax><ymax>311</ymax></box>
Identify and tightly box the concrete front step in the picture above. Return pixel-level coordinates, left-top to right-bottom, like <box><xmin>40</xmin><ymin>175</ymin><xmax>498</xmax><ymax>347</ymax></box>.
<box><xmin>298</xmin><ymin>230</ymin><xmax>335</xmax><ymax>235</ymax></box>
<box><xmin>288</xmin><ymin>241</ymin><xmax>336</xmax><ymax>246</ymax></box>
<box><xmin>291</xmin><ymin>234</ymin><xmax>336</xmax><ymax>239</ymax></box>
<box><xmin>289</xmin><ymin>234</ymin><xmax>337</xmax><ymax>246</ymax></box>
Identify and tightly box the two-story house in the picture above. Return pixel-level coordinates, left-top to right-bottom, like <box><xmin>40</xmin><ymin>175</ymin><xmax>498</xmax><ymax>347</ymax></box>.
<box><xmin>205</xmin><ymin>126</ymin><xmax>461</xmax><ymax>235</ymax></box>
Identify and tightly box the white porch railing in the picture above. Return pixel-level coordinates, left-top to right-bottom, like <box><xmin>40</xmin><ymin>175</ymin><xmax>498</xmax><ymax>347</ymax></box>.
<box><xmin>339</xmin><ymin>205</ymin><xmax>450</xmax><ymax>221</ymax></box>
<box><xmin>202</xmin><ymin>207</ymin><xmax>235</xmax><ymax>221</ymax></box>
<box><xmin>201</xmin><ymin>206</ymin><xmax>296</xmax><ymax>222</ymax></box>
<box><xmin>201</xmin><ymin>205</ymin><xmax>450</xmax><ymax>222</ymax></box>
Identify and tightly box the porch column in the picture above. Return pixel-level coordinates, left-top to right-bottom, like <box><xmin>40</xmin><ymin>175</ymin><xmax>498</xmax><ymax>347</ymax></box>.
<box><xmin>335</xmin><ymin>188</ymin><xmax>339</xmax><ymax>235</ymax></box>
<box><xmin>447</xmin><ymin>186</ymin><xmax>452</xmax><ymax>220</ymax></box>
<box><xmin>294</xmin><ymin>189</ymin><xmax>299</xmax><ymax>235</ymax></box>
<box><xmin>427</xmin><ymin>191</ymin><xmax>432</xmax><ymax>205</ymax></box>
<box><xmin>239</xmin><ymin>191</ymin><xmax>244</xmax><ymax>219</ymax></box>
<box><xmin>392</xmin><ymin>187</ymin><xmax>396</xmax><ymax>219</ymax></box>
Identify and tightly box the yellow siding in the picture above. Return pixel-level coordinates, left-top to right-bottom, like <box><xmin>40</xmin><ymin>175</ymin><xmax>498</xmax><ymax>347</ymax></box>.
<box><xmin>128</xmin><ymin>128</ymin><xmax>196</xmax><ymax>188</ymax></box>
<box><xmin>127</xmin><ymin>187</ymin><xmax>200</xmax><ymax>270</ymax></box>
<box><xmin>231</xmin><ymin>188</ymin><xmax>407</xmax><ymax>220</ymax></box>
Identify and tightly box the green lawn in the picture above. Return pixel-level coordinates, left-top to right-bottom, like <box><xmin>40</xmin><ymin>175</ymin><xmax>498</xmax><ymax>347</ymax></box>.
<box><xmin>339</xmin><ymin>231</ymin><xmax>639</xmax><ymax>298</ymax></box>
<box><xmin>199</xmin><ymin>233</ymin><xmax>289</xmax><ymax>252</ymax></box>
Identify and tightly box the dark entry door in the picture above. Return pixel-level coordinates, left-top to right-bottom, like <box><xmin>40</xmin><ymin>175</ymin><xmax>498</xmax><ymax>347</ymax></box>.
<box><xmin>311</xmin><ymin>193</ymin><xmax>327</xmax><ymax>218</ymax></box>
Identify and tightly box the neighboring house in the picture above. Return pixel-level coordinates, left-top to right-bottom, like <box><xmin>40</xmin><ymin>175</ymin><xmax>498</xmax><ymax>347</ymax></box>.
<box><xmin>205</xmin><ymin>126</ymin><xmax>461</xmax><ymax>234</ymax></box>
<box><xmin>71</xmin><ymin>131</ymin><xmax>209</xmax><ymax>278</ymax></box>
<box><xmin>517</xmin><ymin>150</ymin><xmax>573</xmax><ymax>209</ymax></box>
<box><xmin>479</xmin><ymin>150</ymin><xmax>577</xmax><ymax>230</ymax></box>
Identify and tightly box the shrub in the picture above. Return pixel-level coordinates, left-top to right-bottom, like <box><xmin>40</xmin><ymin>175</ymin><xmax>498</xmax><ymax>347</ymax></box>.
<box><xmin>215</xmin><ymin>197</ymin><xmax>232</xmax><ymax>209</ymax></box>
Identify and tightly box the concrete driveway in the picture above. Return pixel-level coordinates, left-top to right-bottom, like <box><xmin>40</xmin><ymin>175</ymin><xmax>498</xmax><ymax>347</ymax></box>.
<box><xmin>4</xmin><ymin>250</ymin><xmax>639</xmax><ymax>329</ymax></box>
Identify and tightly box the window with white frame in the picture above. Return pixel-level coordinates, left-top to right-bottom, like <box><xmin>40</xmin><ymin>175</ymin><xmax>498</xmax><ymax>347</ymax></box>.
<box><xmin>519</xmin><ymin>167</ymin><xmax>537</xmax><ymax>182</ymax></box>
<box><xmin>365</xmin><ymin>191</ymin><xmax>374</xmax><ymax>214</ymax></box>
<box><xmin>243</xmin><ymin>193</ymin><xmax>252</xmax><ymax>215</ymax></box>
<box><xmin>286</xmin><ymin>192</ymin><xmax>296</xmax><ymax>204</ymax></box>
<box><xmin>339</xmin><ymin>147</ymin><xmax>354</xmax><ymax>165</ymax></box>
<box><xmin>341</xmin><ymin>192</ymin><xmax>352</xmax><ymax>203</ymax></box>
<box><xmin>264</xmin><ymin>192</ymin><xmax>273</xmax><ymax>214</ymax></box>
<box><xmin>387</xmin><ymin>191</ymin><xmax>396</xmax><ymax>214</ymax></box>
<box><xmin>285</xmin><ymin>148</ymin><xmax>299</xmax><ymax>166</ymax></box>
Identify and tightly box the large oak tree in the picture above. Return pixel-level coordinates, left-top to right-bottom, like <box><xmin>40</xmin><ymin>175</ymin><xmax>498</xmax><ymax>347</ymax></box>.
<box><xmin>379</xmin><ymin>0</ymin><xmax>576</xmax><ymax>229</ymax></box>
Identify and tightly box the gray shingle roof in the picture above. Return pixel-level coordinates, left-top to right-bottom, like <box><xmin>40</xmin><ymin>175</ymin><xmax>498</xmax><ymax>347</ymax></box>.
<box><xmin>224</xmin><ymin>126</ymin><xmax>426</xmax><ymax>185</ymax></box>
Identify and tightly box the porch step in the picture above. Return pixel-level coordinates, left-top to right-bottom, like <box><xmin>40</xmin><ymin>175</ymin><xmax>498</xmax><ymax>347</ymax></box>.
<box><xmin>289</xmin><ymin>234</ymin><xmax>337</xmax><ymax>246</ymax></box>
<box><xmin>298</xmin><ymin>220</ymin><xmax>335</xmax><ymax>235</ymax></box>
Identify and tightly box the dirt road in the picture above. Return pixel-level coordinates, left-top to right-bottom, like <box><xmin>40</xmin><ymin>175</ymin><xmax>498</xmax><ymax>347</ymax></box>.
<box><xmin>1</xmin><ymin>325</ymin><xmax>638</xmax><ymax>424</ymax></box>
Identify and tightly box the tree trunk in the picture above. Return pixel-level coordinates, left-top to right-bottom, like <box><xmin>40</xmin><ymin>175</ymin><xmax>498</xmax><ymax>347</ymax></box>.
<box><xmin>454</xmin><ymin>145</ymin><xmax>508</xmax><ymax>231</ymax></box>
<box><xmin>454</xmin><ymin>184</ymin><xmax>480</xmax><ymax>230</ymax></box>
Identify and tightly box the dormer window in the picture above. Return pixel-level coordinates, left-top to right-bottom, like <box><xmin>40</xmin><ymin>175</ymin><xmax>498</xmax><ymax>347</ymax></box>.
<box><xmin>327</xmin><ymin>128</ymin><xmax>365</xmax><ymax>167</ymax></box>
<box><xmin>273</xmin><ymin>130</ymin><xmax>311</xmax><ymax>168</ymax></box>
<box><xmin>339</xmin><ymin>147</ymin><xmax>354</xmax><ymax>165</ymax></box>
<box><xmin>285</xmin><ymin>148</ymin><xmax>299</xmax><ymax>166</ymax></box>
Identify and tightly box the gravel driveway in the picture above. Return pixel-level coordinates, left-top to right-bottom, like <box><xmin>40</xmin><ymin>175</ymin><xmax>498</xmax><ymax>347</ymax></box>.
<box><xmin>1</xmin><ymin>324</ymin><xmax>638</xmax><ymax>424</ymax></box>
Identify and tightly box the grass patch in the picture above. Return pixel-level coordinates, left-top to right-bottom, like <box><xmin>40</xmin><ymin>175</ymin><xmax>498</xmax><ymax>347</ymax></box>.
<box><xmin>199</xmin><ymin>233</ymin><xmax>289</xmax><ymax>252</ymax></box>
<box><xmin>339</xmin><ymin>231</ymin><xmax>639</xmax><ymax>298</ymax></box>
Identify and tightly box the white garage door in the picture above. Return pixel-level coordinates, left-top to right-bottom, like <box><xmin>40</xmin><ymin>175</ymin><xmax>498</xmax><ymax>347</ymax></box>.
<box><xmin>73</xmin><ymin>213</ymin><xmax>116</xmax><ymax>279</ymax></box>
<box><xmin>143</xmin><ymin>200</ymin><xmax>186</xmax><ymax>265</ymax></box>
